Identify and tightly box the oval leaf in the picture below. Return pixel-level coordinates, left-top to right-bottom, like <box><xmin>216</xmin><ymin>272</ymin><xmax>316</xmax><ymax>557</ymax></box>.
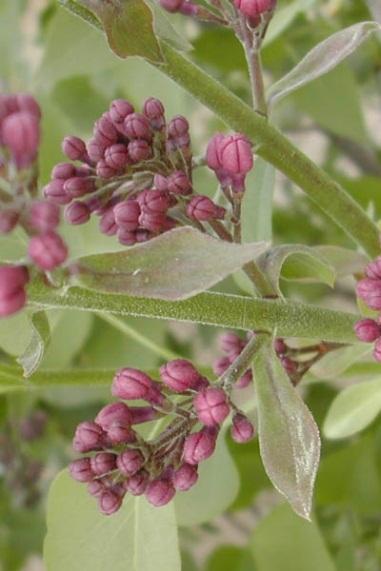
<box><xmin>44</xmin><ymin>470</ymin><xmax>181</xmax><ymax>571</ymax></box>
<box><xmin>268</xmin><ymin>22</ymin><xmax>381</xmax><ymax>106</ymax></box>
<box><xmin>73</xmin><ymin>227</ymin><xmax>269</xmax><ymax>300</ymax></box>
<box><xmin>253</xmin><ymin>337</ymin><xmax>321</xmax><ymax>520</ymax></box>
<box><xmin>17</xmin><ymin>311</ymin><xmax>51</xmax><ymax>378</ymax></box>
<box><xmin>323</xmin><ymin>378</ymin><xmax>381</xmax><ymax>440</ymax></box>
<box><xmin>257</xmin><ymin>244</ymin><xmax>335</xmax><ymax>296</ymax></box>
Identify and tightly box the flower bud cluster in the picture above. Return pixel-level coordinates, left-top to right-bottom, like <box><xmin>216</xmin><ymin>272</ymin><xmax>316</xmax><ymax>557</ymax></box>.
<box><xmin>69</xmin><ymin>358</ymin><xmax>255</xmax><ymax>515</ymax></box>
<box><xmin>0</xmin><ymin>93</ymin><xmax>69</xmax><ymax>318</ymax></box>
<box><xmin>355</xmin><ymin>256</ymin><xmax>381</xmax><ymax>361</ymax></box>
<box><xmin>44</xmin><ymin>98</ymin><xmax>227</xmax><ymax>248</ymax></box>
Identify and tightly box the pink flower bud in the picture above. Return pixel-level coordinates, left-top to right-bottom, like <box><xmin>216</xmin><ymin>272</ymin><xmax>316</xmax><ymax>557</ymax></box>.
<box><xmin>29</xmin><ymin>201</ymin><xmax>60</xmax><ymax>232</ymax></box>
<box><xmin>69</xmin><ymin>458</ymin><xmax>94</xmax><ymax>483</ymax></box>
<box><xmin>51</xmin><ymin>162</ymin><xmax>77</xmax><ymax>180</ymax></box>
<box><xmin>126</xmin><ymin>470</ymin><xmax>149</xmax><ymax>496</ymax></box>
<box><xmin>136</xmin><ymin>229</ymin><xmax>153</xmax><ymax>243</ymax></box>
<box><xmin>99</xmin><ymin>208</ymin><xmax>118</xmax><ymax>236</ymax></box>
<box><xmin>354</xmin><ymin>318</ymin><xmax>381</xmax><ymax>343</ymax></box>
<box><xmin>109</xmin><ymin>99</ymin><xmax>134</xmax><ymax>127</ymax></box>
<box><xmin>183</xmin><ymin>428</ymin><xmax>217</xmax><ymax>465</ymax></box>
<box><xmin>206</xmin><ymin>133</ymin><xmax>225</xmax><ymax>172</ymax></box>
<box><xmin>145</xmin><ymin>478</ymin><xmax>176</xmax><ymax>507</ymax></box>
<box><xmin>99</xmin><ymin>490</ymin><xmax>123</xmax><ymax>516</ymax></box>
<box><xmin>107</xmin><ymin>425</ymin><xmax>136</xmax><ymax>446</ymax></box>
<box><xmin>112</xmin><ymin>368</ymin><xmax>162</xmax><ymax>403</ymax></box>
<box><xmin>15</xmin><ymin>94</ymin><xmax>41</xmax><ymax>118</ymax></box>
<box><xmin>173</xmin><ymin>463</ymin><xmax>198</xmax><ymax>491</ymax></box>
<box><xmin>194</xmin><ymin>387</ymin><xmax>230</xmax><ymax>426</ymax></box>
<box><xmin>0</xmin><ymin>209</ymin><xmax>19</xmax><ymax>234</ymax></box>
<box><xmin>124</xmin><ymin>113</ymin><xmax>152</xmax><ymax>141</ymax></box>
<box><xmin>64</xmin><ymin>201</ymin><xmax>90</xmax><ymax>225</ymax></box>
<box><xmin>130</xmin><ymin>406</ymin><xmax>158</xmax><ymax>425</ymax></box>
<box><xmin>356</xmin><ymin>278</ymin><xmax>381</xmax><ymax>310</ymax></box>
<box><xmin>118</xmin><ymin>229</ymin><xmax>137</xmax><ymax>246</ymax></box>
<box><xmin>168</xmin><ymin>115</ymin><xmax>189</xmax><ymax>138</ymax></box>
<box><xmin>105</xmin><ymin>144</ymin><xmax>130</xmax><ymax>170</ymax></box>
<box><xmin>374</xmin><ymin>338</ymin><xmax>381</xmax><ymax>362</ymax></box>
<box><xmin>231</xmin><ymin>413</ymin><xmax>255</xmax><ymax>443</ymax></box>
<box><xmin>2</xmin><ymin>111</ymin><xmax>40</xmax><ymax>167</ymax></box>
<box><xmin>94</xmin><ymin>113</ymin><xmax>118</xmax><ymax>144</ymax></box>
<box><xmin>281</xmin><ymin>356</ymin><xmax>297</xmax><ymax>375</ymax></box>
<box><xmin>72</xmin><ymin>421</ymin><xmax>105</xmax><ymax>453</ymax></box>
<box><xmin>91</xmin><ymin>452</ymin><xmax>117</xmax><ymax>476</ymax></box>
<box><xmin>96</xmin><ymin>159</ymin><xmax>120</xmax><ymax>179</ymax></box>
<box><xmin>62</xmin><ymin>136</ymin><xmax>87</xmax><ymax>161</ymax></box>
<box><xmin>114</xmin><ymin>200</ymin><xmax>141</xmax><ymax>231</ymax></box>
<box><xmin>186</xmin><ymin>195</ymin><xmax>225</xmax><ymax>221</ymax></box>
<box><xmin>159</xmin><ymin>0</ymin><xmax>184</xmax><ymax>12</ymax></box>
<box><xmin>139</xmin><ymin>212</ymin><xmax>167</xmax><ymax>233</ymax></box>
<box><xmin>87</xmin><ymin>137</ymin><xmax>107</xmax><ymax>162</ymax></box>
<box><xmin>153</xmin><ymin>174</ymin><xmax>168</xmax><ymax>192</ymax></box>
<box><xmin>159</xmin><ymin>359</ymin><xmax>202</xmax><ymax>392</ymax></box>
<box><xmin>219</xmin><ymin>134</ymin><xmax>253</xmax><ymax>176</ymax></box>
<box><xmin>234</xmin><ymin>0</ymin><xmax>276</xmax><ymax>18</ymax></box>
<box><xmin>28</xmin><ymin>231</ymin><xmax>68</xmax><ymax>270</ymax></box>
<box><xmin>274</xmin><ymin>338</ymin><xmax>287</xmax><ymax>355</ymax></box>
<box><xmin>0</xmin><ymin>265</ymin><xmax>29</xmax><ymax>317</ymax></box>
<box><xmin>64</xmin><ymin>176</ymin><xmax>95</xmax><ymax>198</ymax></box>
<box><xmin>213</xmin><ymin>356</ymin><xmax>230</xmax><ymax>376</ymax></box>
<box><xmin>139</xmin><ymin>189</ymin><xmax>170</xmax><ymax>215</ymax></box>
<box><xmin>95</xmin><ymin>402</ymin><xmax>132</xmax><ymax>431</ymax></box>
<box><xmin>167</xmin><ymin>171</ymin><xmax>192</xmax><ymax>195</ymax></box>
<box><xmin>366</xmin><ymin>257</ymin><xmax>381</xmax><ymax>280</ymax></box>
<box><xmin>143</xmin><ymin>97</ymin><xmax>165</xmax><ymax>129</ymax></box>
<box><xmin>235</xmin><ymin>369</ymin><xmax>253</xmax><ymax>388</ymax></box>
<box><xmin>219</xmin><ymin>331</ymin><xmax>244</xmax><ymax>354</ymax></box>
<box><xmin>117</xmin><ymin>449</ymin><xmax>144</xmax><ymax>476</ymax></box>
<box><xmin>87</xmin><ymin>479</ymin><xmax>106</xmax><ymax>497</ymax></box>
<box><xmin>128</xmin><ymin>139</ymin><xmax>152</xmax><ymax>162</ymax></box>
<box><xmin>43</xmin><ymin>179</ymin><xmax>70</xmax><ymax>205</ymax></box>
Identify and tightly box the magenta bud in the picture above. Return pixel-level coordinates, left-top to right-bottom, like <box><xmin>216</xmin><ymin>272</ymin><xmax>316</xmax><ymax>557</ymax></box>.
<box><xmin>87</xmin><ymin>137</ymin><xmax>107</xmax><ymax>162</ymax></box>
<box><xmin>91</xmin><ymin>452</ymin><xmax>117</xmax><ymax>476</ymax></box>
<box><xmin>146</xmin><ymin>478</ymin><xmax>176</xmax><ymax>507</ymax></box>
<box><xmin>219</xmin><ymin>332</ymin><xmax>244</xmax><ymax>355</ymax></box>
<box><xmin>139</xmin><ymin>212</ymin><xmax>166</xmax><ymax>233</ymax></box>
<box><xmin>69</xmin><ymin>458</ymin><xmax>94</xmax><ymax>483</ymax></box>
<box><xmin>109</xmin><ymin>99</ymin><xmax>134</xmax><ymax>127</ymax></box>
<box><xmin>117</xmin><ymin>449</ymin><xmax>144</xmax><ymax>476</ymax></box>
<box><xmin>112</xmin><ymin>368</ymin><xmax>161</xmax><ymax>403</ymax></box>
<box><xmin>218</xmin><ymin>134</ymin><xmax>253</xmax><ymax>177</ymax></box>
<box><xmin>213</xmin><ymin>356</ymin><xmax>230</xmax><ymax>376</ymax></box>
<box><xmin>28</xmin><ymin>231</ymin><xmax>68</xmax><ymax>270</ymax></box>
<box><xmin>96</xmin><ymin>159</ymin><xmax>119</xmax><ymax>179</ymax></box>
<box><xmin>126</xmin><ymin>470</ymin><xmax>149</xmax><ymax>496</ymax></box>
<box><xmin>99</xmin><ymin>208</ymin><xmax>118</xmax><ymax>236</ymax></box>
<box><xmin>356</xmin><ymin>278</ymin><xmax>381</xmax><ymax>310</ymax></box>
<box><xmin>186</xmin><ymin>195</ymin><xmax>225</xmax><ymax>221</ymax></box>
<box><xmin>128</xmin><ymin>139</ymin><xmax>152</xmax><ymax>163</ymax></box>
<box><xmin>0</xmin><ymin>265</ymin><xmax>29</xmax><ymax>317</ymax></box>
<box><xmin>2</xmin><ymin>111</ymin><xmax>40</xmax><ymax>167</ymax></box>
<box><xmin>206</xmin><ymin>133</ymin><xmax>226</xmax><ymax>172</ymax></box>
<box><xmin>143</xmin><ymin>97</ymin><xmax>165</xmax><ymax>130</ymax></box>
<box><xmin>136</xmin><ymin>229</ymin><xmax>153</xmax><ymax>243</ymax></box>
<box><xmin>62</xmin><ymin>136</ymin><xmax>87</xmax><ymax>161</ymax></box>
<box><xmin>43</xmin><ymin>179</ymin><xmax>70</xmax><ymax>205</ymax></box>
<box><xmin>235</xmin><ymin>369</ymin><xmax>253</xmax><ymax>389</ymax></box>
<box><xmin>114</xmin><ymin>200</ymin><xmax>141</xmax><ymax>231</ymax></box>
<box><xmin>124</xmin><ymin>113</ymin><xmax>152</xmax><ymax>141</ymax></box>
<box><xmin>0</xmin><ymin>209</ymin><xmax>19</xmax><ymax>234</ymax></box>
<box><xmin>15</xmin><ymin>94</ymin><xmax>41</xmax><ymax>118</ymax></box>
<box><xmin>139</xmin><ymin>189</ymin><xmax>171</xmax><ymax>214</ymax></box>
<box><xmin>168</xmin><ymin>115</ymin><xmax>189</xmax><ymax>138</ymax></box>
<box><xmin>159</xmin><ymin>359</ymin><xmax>202</xmax><ymax>392</ymax></box>
<box><xmin>173</xmin><ymin>463</ymin><xmax>198</xmax><ymax>491</ymax></box>
<box><xmin>130</xmin><ymin>406</ymin><xmax>158</xmax><ymax>425</ymax></box>
<box><xmin>99</xmin><ymin>490</ymin><xmax>123</xmax><ymax>516</ymax></box>
<box><xmin>87</xmin><ymin>479</ymin><xmax>106</xmax><ymax>497</ymax></box>
<box><xmin>118</xmin><ymin>229</ymin><xmax>137</xmax><ymax>246</ymax></box>
<box><xmin>366</xmin><ymin>257</ymin><xmax>381</xmax><ymax>280</ymax></box>
<box><xmin>281</xmin><ymin>356</ymin><xmax>297</xmax><ymax>375</ymax></box>
<box><xmin>29</xmin><ymin>201</ymin><xmax>60</xmax><ymax>232</ymax></box>
<box><xmin>64</xmin><ymin>176</ymin><xmax>95</xmax><ymax>198</ymax></box>
<box><xmin>183</xmin><ymin>428</ymin><xmax>217</xmax><ymax>465</ymax></box>
<box><xmin>105</xmin><ymin>144</ymin><xmax>130</xmax><ymax>170</ymax></box>
<box><xmin>231</xmin><ymin>413</ymin><xmax>255</xmax><ymax>443</ymax></box>
<box><xmin>153</xmin><ymin>174</ymin><xmax>168</xmax><ymax>192</ymax></box>
<box><xmin>108</xmin><ymin>425</ymin><xmax>136</xmax><ymax>446</ymax></box>
<box><xmin>72</xmin><ymin>421</ymin><xmax>105</xmax><ymax>453</ymax></box>
<box><xmin>167</xmin><ymin>171</ymin><xmax>192</xmax><ymax>195</ymax></box>
<box><xmin>194</xmin><ymin>387</ymin><xmax>230</xmax><ymax>426</ymax></box>
<box><xmin>354</xmin><ymin>318</ymin><xmax>381</xmax><ymax>343</ymax></box>
<box><xmin>95</xmin><ymin>402</ymin><xmax>132</xmax><ymax>430</ymax></box>
<box><xmin>274</xmin><ymin>338</ymin><xmax>287</xmax><ymax>355</ymax></box>
<box><xmin>234</xmin><ymin>0</ymin><xmax>276</xmax><ymax>18</ymax></box>
<box><xmin>51</xmin><ymin>162</ymin><xmax>77</xmax><ymax>180</ymax></box>
<box><xmin>94</xmin><ymin>113</ymin><xmax>118</xmax><ymax>144</ymax></box>
<box><xmin>64</xmin><ymin>201</ymin><xmax>90</xmax><ymax>225</ymax></box>
<box><xmin>159</xmin><ymin>0</ymin><xmax>184</xmax><ymax>12</ymax></box>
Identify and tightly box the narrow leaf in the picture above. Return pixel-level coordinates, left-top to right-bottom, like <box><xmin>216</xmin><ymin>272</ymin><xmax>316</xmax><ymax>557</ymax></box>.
<box><xmin>147</xmin><ymin>0</ymin><xmax>192</xmax><ymax>52</ymax></box>
<box><xmin>242</xmin><ymin>157</ymin><xmax>275</xmax><ymax>243</ymax></box>
<box><xmin>323</xmin><ymin>378</ymin><xmax>381</xmax><ymax>439</ymax></box>
<box><xmin>268</xmin><ymin>22</ymin><xmax>381</xmax><ymax>106</ymax></box>
<box><xmin>17</xmin><ymin>311</ymin><xmax>51</xmax><ymax>378</ymax></box>
<box><xmin>73</xmin><ymin>227</ymin><xmax>268</xmax><ymax>301</ymax></box>
<box><xmin>44</xmin><ymin>470</ymin><xmax>181</xmax><ymax>571</ymax></box>
<box><xmin>311</xmin><ymin>344</ymin><xmax>371</xmax><ymax>380</ymax></box>
<box><xmin>254</xmin><ymin>337</ymin><xmax>321</xmax><ymax>519</ymax></box>
<box><xmin>257</xmin><ymin>244</ymin><xmax>335</xmax><ymax>296</ymax></box>
<box><xmin>315</xmin><ymin>246</ymin><xmax>367</xmax><ymax>278</ymax></box>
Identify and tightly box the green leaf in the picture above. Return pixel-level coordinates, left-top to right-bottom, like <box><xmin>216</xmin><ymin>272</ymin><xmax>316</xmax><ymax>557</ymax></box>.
<box><xmin>311</xmin><ymin>344</ymin><xmax>371</xmax><ymax>381</ymax></box>
<box><xmin>242</xmin><ymin>158</ymin><xmax>275</xmax><ymax>243</ymax></box>
<box><xmin>257</xmin><ymin>244</ymin><xmax>335</xmax><ymax>296</ymax></box>
<box><xmin>175</xmin><ymin>432</ymin><xmax>239</xmax><ymax>526</ymax></box>
<box><xmin>315</xmin><ymin>246</ymin><xmax>367</xmax><ymax>278</ymax></box>
<box><xmin>323</xmin><ymin>378</ymin><xmax>381</xmax><ymax>439</ymax></box>
<box><xmin>264</xmin><ymin>0</ymin><xmax>318</xmax><ymax>46</ymax></box>
<box><xmin>73</xmin><ymin>227</ymin><xmax>268</xmax><ymax>301</ymax></box>
<box><xmin>80</xmin><ymin>0</ymin><xmax>164</xmax><ymax>63</ymax></box>
<box><xmin>17</xmin><ymin>312</ymin><xmax>50</xmax><ymax>379</ymax></box>
<box><xmin>206</xmin><ymin>546</ymin><xmax>255</xmax><ymax>571</ymax></box>
<box><xmin>44</xmin><ymin>470</ymin><xmax>181</xmax><ymax>571</ymax></box>
<box><xmin>253</xmin><ymin>337</ymin><xmax>320</xmax><ymax>519</ymax></box>
<box><xmin>147</xmin><ymin>0</ymin><xmax>192</xmax><ymax>52</ymax></box>
<box><xmin>251</xmin><ymin>504</ymin><xmax>336</xmax><ymax>571</ymax></box>
<box><xmin>268</xmin><ymin>22</ymin><xmax>381</xmax><ymax>106</ymax></box>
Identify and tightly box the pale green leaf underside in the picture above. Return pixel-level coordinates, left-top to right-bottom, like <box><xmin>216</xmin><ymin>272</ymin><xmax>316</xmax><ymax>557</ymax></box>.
<box><xmin>17</xmin><ymin>311</ymin><xmax>51</xmax><ymax>378</ymax></box>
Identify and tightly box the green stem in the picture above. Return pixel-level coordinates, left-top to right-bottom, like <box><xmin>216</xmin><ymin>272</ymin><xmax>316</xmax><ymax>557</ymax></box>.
<box><xmin>220</xmin><ymin>331</ymin><xmax>262</xmax><ymax>390</ymax></box>
<box><xmin>158</xmin><ymin>44</ymin><xmax>379</xmax><ymax>258</ymax></box>
<box><xmin>27</xmin><ymin>279</ymin><xmax>358</xmax><ymax>344</ymax></box>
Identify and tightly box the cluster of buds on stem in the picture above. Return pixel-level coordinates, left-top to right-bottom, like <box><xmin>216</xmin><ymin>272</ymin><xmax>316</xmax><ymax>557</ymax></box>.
<box><xmin>355</xmin><ymin>256</ymin><xmax>381</xmax><ymax>361</ymax></box>
<box><xmin>0</xmin><ymin>93</ymin><xmax>68</xmax><ymax>318</ymax></box>
<box><xmin>69</xmin><ymin>358</ymin><xmax>255</xmax><ymax>515</ymax></box>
